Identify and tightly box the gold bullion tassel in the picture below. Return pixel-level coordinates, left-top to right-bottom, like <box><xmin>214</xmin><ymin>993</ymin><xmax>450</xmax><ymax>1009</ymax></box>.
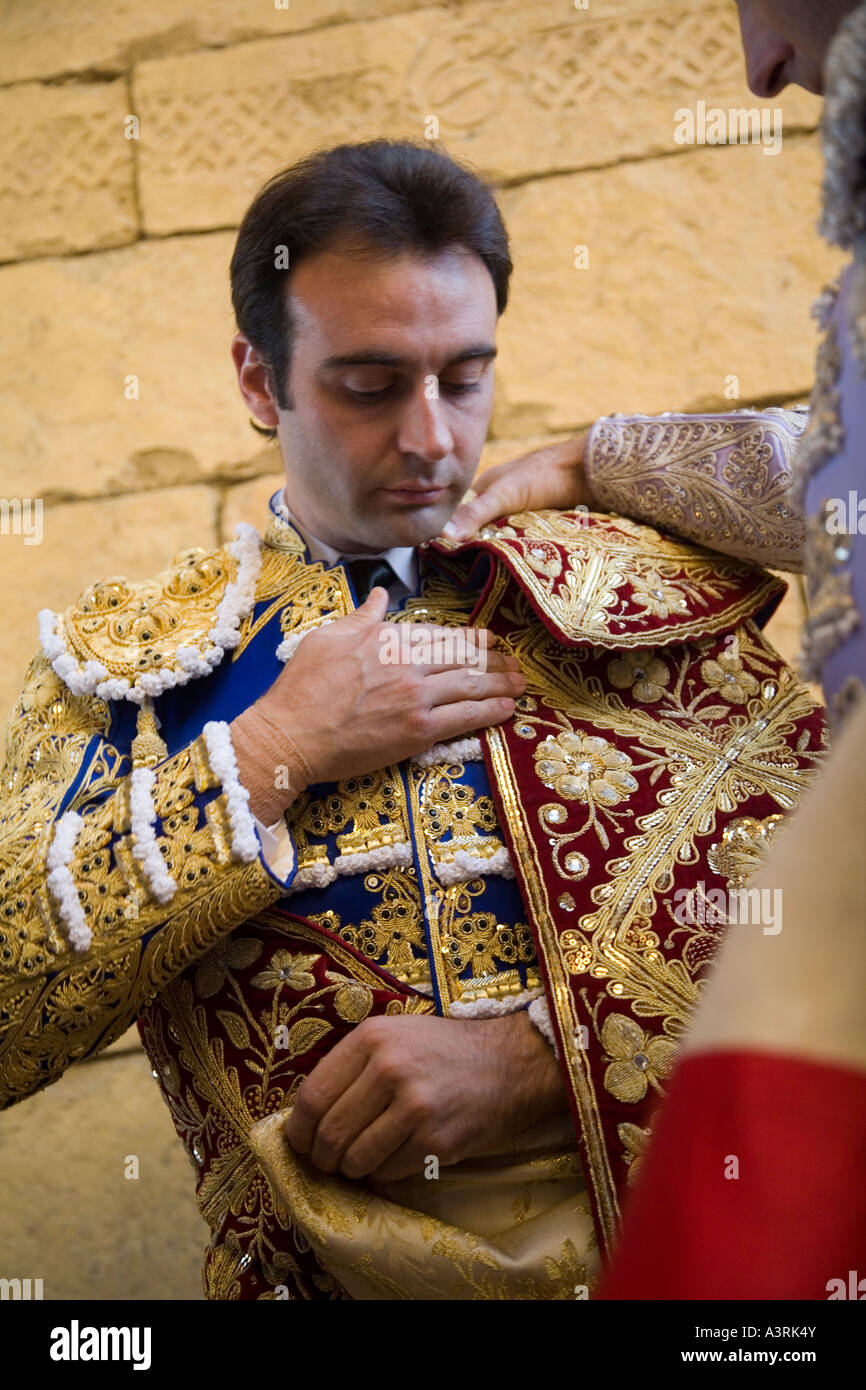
<box><xmin>131</xmin><ymin>697</ymin><xmax>168</xmax><ymax>769</ymax></box>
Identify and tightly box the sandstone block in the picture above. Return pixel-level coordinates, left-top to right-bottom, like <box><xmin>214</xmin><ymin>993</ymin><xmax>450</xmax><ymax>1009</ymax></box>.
<box><xmin>132</xmin><ymin>0</ymin><xmax>821</xmax><ymax>236</ymax></box>
<box><xmin>0</xmin><ymin>80</ymin><xmax>137</xmax><ymax>262</ymax></box>
<box><xmin>0</xmin><ymin>0</ymin><xmax>437</xmax><ymax>85</ymax></box>
<box><xmin>0</xmin><ymin>234</ymin><xmax>273</xmax><ymax>503</ymax></box>
<box><xmin>220</xmin><ymin>471</ymin><xmax>285</xmax><ymax>541</ymax></box>
<box><xmin>133</xmin><ymin>11</ymin><xmax>438</xmax><ymax>235</ymax></box>
<box><xmin>492</xmin><ymin>137</ymin><xmax>844</xmax><ymax>436</ymax></box>
<box><xmin>0</xmin><ymin>1046</ymin><xmax>207</xmax><ymax>1300</ymax></box>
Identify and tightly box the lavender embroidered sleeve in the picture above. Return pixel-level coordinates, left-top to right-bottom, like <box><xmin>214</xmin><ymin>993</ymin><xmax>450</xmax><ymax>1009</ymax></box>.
<box><xmin>585</xmin><ymin>407</ymin><xmax>809</xmax><ymax>574</ymax></box>
<box><xmin>0</xmin><ymin>651</ymin><xmax>289</xmax><ymax>1109</ymax></box>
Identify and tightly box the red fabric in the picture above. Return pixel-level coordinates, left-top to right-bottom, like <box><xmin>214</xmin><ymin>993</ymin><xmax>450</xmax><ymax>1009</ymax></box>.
<box><xmin>426</xmin><ymin>509</ymin><xmax>786</xmax><ymax>649</ymax></box>
<box><xmin>138</xmin><ymin>910</ymin><xmax>429</xmax><ymax>1300</ymax></box>
<box><xmin>471</xmin><ymin>570</ymin><xmax>825</xmax><ymax>1255</ymax></box>
<box><xmin>597</xmin><ymin>1050</ymin><xmax>866</xmax><ymax>1300</ymax></box>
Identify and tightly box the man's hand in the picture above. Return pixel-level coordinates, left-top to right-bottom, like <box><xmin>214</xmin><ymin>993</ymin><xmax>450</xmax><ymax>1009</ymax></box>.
<box><xmin>443</xmin><ymin>432</ymin><xmax>595</xmax><ymax>541</ymax></box>
<box><xmin>236</xmin><ymin>588</ymin><xmax>526</xmax><ymax>821</ymax></box>
<box><xmin>284</xmin><ymin>1009</ymin><xmax>568</xmax><ymax>1182</ymax></box>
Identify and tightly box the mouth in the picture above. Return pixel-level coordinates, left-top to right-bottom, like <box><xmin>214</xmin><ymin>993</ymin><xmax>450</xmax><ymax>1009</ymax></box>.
<box><xmin>381</xmin><ymin>484</ymin><xmax>450</xmax><ymax>505</ymax></box>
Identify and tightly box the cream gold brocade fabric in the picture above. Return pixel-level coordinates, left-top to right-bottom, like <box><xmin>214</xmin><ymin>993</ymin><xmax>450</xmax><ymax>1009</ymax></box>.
<box><xmin>249</xmin><ymin>1108</ymin><xmax>598</xmax><ymax>1300</ymax></box>
<box><xmin>585</xmin><ymin>408</ymin><xmax>809</xmax><ymax>573</ymax></box>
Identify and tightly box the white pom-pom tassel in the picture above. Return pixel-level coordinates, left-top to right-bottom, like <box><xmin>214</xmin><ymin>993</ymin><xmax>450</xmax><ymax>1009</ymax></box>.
<box><xmin>528</xmin><ymin>995</ymin><xmax>560</xmax><ymax>1059</ymax></box>
<box><xmin>46</xmin><ymin>811</ymin><xmax>92</xmax><ymax>952</ymax></box>
<box><xmin>129</xmin><ymin>768</ymin><xmax>178</xmax><ymax>903</ymax></box>
<box><xmin>433</xmin><ymin>844</ymin><xmax>514</xmax><ymax>886</ymax></box>
<box><xmin>275</xmin><ymin>617</ymin><xmax>337</xmax><ymax>665</ymax></box>
<box><xmin>203</xmin><ymin>721</ymin><xmax>260</xmax><ymax>863</ymax></box>
<box><xmin>411</xmin><ymin>737</ymin><xmax>483</xmax><ymax>768</ymax></box>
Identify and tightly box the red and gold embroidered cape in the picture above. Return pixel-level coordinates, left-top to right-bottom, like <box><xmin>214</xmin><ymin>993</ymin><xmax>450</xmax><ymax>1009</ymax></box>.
<box><xmin>0</xmin><ymin>505</ymin><xmax>825</xmax><ymax>1295</ymax></box>
<box><xmin>426</xmin><ymin>509</ymin><xmax>825</xmax><ymax>1254</ymax></box>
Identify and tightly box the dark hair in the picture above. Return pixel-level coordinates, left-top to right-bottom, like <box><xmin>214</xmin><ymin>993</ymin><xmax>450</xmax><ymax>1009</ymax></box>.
<box><xmin>230</xmin><ymin>139</ymin><xmax>512</xmax><ymax>413</ymax></box>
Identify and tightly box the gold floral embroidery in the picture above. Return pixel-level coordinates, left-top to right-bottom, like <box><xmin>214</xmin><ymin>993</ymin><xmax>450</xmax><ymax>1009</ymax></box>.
<box><xmin>700</xmin><ymin>652</ymin><xmax>760</xmax><ymax>704</ymax></box>
<box><xmin>0</xmin><ymin>653</ymin><xmax>283</xmax><ymax>1107</ymax></box>
<box><xmin>420</xmin><ymin>777</ymin><xmax>498</xmax><ymax>842</ymax></box>
<box><xmin>249</xmin><ymin>949</ymin><xmax>321</xmax><ymax>993</ymax></box>
<box><xmin>607</xmin><ymin>650</ymin><xmax>671</xmax><ymax>703</ymax></box>
<box><xmin>440</xmin><ymin>908</ymin><xmax>536</xmax><ymax>980</ymax></box>
<box><xmin>629</xmin><ymin>570</ymin><xmax>689</xmax><ymax>620</ymax></box>
<box><xmin>397</xmin><ymin>756</ymin><xmax>542</xmax><ymax>1008</ymax></box>
<box><xmin>288</xmin><ymin>770</ymin><xmax>409</xmax><ymax>870</ymax></box>
<box><xmin>617</xmin><ymin>1122</ymin><xmax>652</xmax><ymax>1185</ymax></box>
<box><xmin>432</xmin><ymin>507</ymin><xmax>787</xmax><ymax>647</ymax></box>
<box><xmin>534</xmin><ymin>732</ymin><xmax>639</xmax><ymax>808</ymax></box>
<box><xmin>601</xmin><ymin>1014</ymin><xmax>676</xmax><ymax>1105</ymax></box>
<box><xmin>326</xmin><ymin>869</ymin><xmax>430</xmax><ymax>989</ymax></box>
<box><xmin>202</xmin><ymin>1229</ymin><xmax>247</xmax><ymax>1301</ymax></box>
<box><xmin>193</xmin><ymin>938</ymin><xmax>263</xmax><ymax>999</ymax></box>
<box><xmin>479</xmin><ymin>574</ymin><xmax>823</xmax><ymax>1249</ymax></box>
<box><xmin>146</xmin><ymin>915</ymin><xmax>434</xmax><ymax>1299</ymax></box>
<box><xmin>706</xmin><ymin>813</ymin><xmax>784</xmax><ymax>887</ymax></box>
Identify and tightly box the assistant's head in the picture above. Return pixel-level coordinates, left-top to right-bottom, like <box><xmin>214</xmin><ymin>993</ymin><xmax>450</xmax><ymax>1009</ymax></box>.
<box><xmin>229</xmin><ymin>140</ymin><xmax>511</xmax><ymax>554</ymax></box>
<box><xmin>734</xmin><ymin>0</ymin><xmax>859</xmax><ymax>97</ymax></box>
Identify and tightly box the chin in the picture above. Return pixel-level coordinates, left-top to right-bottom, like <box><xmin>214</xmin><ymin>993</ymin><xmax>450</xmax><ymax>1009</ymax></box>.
<box><xmin>367</xmin><ymin>498</ymin><xmax>461</xmax><ymax>550</ymax></box>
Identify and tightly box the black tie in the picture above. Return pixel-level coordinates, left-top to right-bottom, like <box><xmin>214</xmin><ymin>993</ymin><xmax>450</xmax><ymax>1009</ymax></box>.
<box><xmin>343</xmin><ymin>556</ymin><xmax>398</xmax><ymax>604</ymax></box>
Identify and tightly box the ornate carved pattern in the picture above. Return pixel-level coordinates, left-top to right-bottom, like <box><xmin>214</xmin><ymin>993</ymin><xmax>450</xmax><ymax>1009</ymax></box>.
<box><xmin>134</xmin><ymin>1</ymin><xmax>759</xmax><ymax>224</ymax></box>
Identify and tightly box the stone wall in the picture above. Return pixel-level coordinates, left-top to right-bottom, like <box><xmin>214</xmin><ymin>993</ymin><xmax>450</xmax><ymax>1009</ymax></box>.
<box><xmin>0</xmin><ymin>0</ymin><xmax>838</xmax><ymax>1300</ymax></box>
<box><xmin>0</xmin><ymin>0</ymin><xmax>842</xmax><ymax>720</ymax></box>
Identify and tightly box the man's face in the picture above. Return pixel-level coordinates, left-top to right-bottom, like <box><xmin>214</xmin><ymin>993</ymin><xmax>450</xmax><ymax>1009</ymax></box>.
<box><xmin>734</xmin><ymin>0</ymin><xmax>857</xmax><ymax>97</ymax></box>
<box><xmin>237</xmin><ymin>244</ymin><xmax>498</xmax><ymax>555</ymax></box>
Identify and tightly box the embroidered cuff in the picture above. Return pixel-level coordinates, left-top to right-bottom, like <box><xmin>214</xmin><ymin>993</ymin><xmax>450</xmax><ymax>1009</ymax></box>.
<box><xmin>448</xmin><ymin>986</ymin><xmax>543</xmax><ymax>1019</ymax></box>
<box><xmin>585</xmin><ymin>408</ymin><xmax>808</xmax><ymax>573</ymax></box>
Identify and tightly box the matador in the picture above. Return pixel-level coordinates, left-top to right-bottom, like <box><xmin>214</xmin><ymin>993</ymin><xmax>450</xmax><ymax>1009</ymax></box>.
<box><xmin>0</xmin><ymin>138</ymin><xmax>826</xmax><ymax>1300</ymax></box>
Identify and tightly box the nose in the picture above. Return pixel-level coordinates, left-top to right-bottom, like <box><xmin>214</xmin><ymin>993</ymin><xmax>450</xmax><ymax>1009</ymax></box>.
<box><xmin>396</xmin><ymin>383</ymin><xmax>454</xmax><ymax>464</ymax></box>
<box><xmin>741</xmin><ymin>22</ymin><xmax>796</xmax><ymax>99</ymax></box>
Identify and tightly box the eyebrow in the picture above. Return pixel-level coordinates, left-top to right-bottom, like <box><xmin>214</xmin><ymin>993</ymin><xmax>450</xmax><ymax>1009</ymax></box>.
<box><xmin>320</xmin><ymin>345</ymin><xmax>498</xmax><ymax>369</ymax></box>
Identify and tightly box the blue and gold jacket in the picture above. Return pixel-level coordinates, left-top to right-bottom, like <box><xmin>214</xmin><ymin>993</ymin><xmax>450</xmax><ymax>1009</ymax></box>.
<box><xmin>0</xmin><ymin>485</ymin><xmax>826</xmax><ymax>1296</ymax></box>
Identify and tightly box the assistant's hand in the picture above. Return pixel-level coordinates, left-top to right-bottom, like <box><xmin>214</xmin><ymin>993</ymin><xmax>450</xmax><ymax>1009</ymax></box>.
<box><xmin>284</xmin><ymin>1009</ymin><xmax>568</xmax><ymax>1182</ymax></box>
<box><xmin>443</xmin><ymin>433</ymin><xmax>594</xmax><ymax>541</ymax></box>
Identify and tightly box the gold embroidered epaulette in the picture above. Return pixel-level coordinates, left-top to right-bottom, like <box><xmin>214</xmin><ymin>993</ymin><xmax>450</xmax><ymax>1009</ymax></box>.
<box><xmin>37</xmin><ymin>524</ymin><xmax>262</xmax><ymax>704</ymax></box>
<box><xmin>425</xmin><ymin>509</ymin><xmax>786</xmax><ymax>649</ymax></box>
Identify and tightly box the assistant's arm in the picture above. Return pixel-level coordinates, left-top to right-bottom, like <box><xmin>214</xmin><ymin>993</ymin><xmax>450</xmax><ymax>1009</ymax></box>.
<box><xmin>584</xmin><ymin>406</ymin><xmax>809</xmax><ymax>573</ymax></box>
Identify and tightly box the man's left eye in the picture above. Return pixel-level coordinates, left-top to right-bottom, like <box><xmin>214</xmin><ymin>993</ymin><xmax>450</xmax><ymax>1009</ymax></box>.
<box><xmin>440</xmin><ymin>379</ymin><xmax>482</xmax><ymax>395</ymax></box>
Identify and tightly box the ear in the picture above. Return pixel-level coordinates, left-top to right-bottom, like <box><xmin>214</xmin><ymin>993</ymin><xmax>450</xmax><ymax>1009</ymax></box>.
<box><xmin>231</xmin><ymin>333</ymin><xmax>281</xmax><ymax>428</ymax></box>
